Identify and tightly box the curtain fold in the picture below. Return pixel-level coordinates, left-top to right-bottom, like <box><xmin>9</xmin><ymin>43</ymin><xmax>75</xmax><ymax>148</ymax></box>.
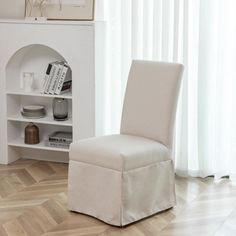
<box><xmin>95</xmin><ymin>0</ymin><xmax>236</xmax><ymax>179</ymax></box>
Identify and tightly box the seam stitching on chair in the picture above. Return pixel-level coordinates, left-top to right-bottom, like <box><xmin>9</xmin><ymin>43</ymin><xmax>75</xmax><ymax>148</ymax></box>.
<box><xmin>70</xmin><ymin>159</ymin><xmax>171</xmax><ymax>173</ymax></box>
<box><xmin>123</xmin><ymin>159</ymin><xmax>172</xmax><ymax>174</ymax></box>
<box><xmin>120</xmin><ymin>153</ymin><xmax>125</xmax><ymax>226</ymax></box>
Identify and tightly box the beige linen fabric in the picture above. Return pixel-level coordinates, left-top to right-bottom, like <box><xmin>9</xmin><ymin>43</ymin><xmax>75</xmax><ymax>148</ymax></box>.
<box><xmin>121</xmin><ymin>60</ymin><xmax>183</xmax><ymax>148</ymax></box>
<box><xmin>68</xmin><ymin>60</ymin><xmax>184</xmax><ymax>226</ymax></box>
<box><xmin>68</xmin><ymin>159</ymin><xmax>175</xmax><ymax>226</ymax></box>
<box><xmin>70</xmin><ymin>134</ymin><xmax>170</xmax><ymax>171</ymax></box>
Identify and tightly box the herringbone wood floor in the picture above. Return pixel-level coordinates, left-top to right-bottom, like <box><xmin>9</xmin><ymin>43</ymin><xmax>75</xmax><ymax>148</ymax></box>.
<box><xmin>0</xmin><ymin>159</ymin><xmax>235</xmax><ymax>236</ymax></box>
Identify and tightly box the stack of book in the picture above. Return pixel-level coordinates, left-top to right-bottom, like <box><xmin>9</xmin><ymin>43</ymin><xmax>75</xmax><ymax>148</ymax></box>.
<box><xmin>46</xmin><ymin>131</ymin><xmax>72</xmax><ymax>149</ymax></box>
<box><xmin>41</xmin><ymin>61</ymin><xmax>72</xmax><ymax>95</ymax></box>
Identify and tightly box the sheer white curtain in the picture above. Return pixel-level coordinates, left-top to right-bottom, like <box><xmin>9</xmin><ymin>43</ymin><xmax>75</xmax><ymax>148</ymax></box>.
<box><xmin>96</xmin><ymin>0</ymin><xmax>236</xmax><ymax>180</ymax></box>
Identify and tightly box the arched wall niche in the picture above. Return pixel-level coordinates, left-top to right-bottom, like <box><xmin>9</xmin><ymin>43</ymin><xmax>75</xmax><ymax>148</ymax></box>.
<box><xmin>0</xmin><ymin>20</ymin><xmax>104</xmax><ymax>165</ymax></box>
<box><xmin>6</xmin><ymin>44</ymin><xmax>68</xmax><ymax>91</ymax></box>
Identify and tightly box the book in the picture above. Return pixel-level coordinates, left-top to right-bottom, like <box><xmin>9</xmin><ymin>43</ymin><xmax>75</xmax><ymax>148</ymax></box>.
<box><xmin>48</xmin><ymin>131</ymin><xmax>72</xmax><ymax>143</ymax></box>
<box><xmin>49</xmin><ymin>62</ymin><xmax>64</xmax><ymax>94</ymax></box>
<box><xmin>42</xmin><ymin>61</ymin><xmax>71</xmax><ymax>94</ymax></box>
<box><xmin>44</xmin><ymin>62</ymin><xmax>59</xmax><ymax>94</ymax></box>
<box><xmin>60</xmin><ymin>80</ymin><xmax>72</xmax><ymax>94</ymax></box>
<box><xmin>44</xmin><ymin>61</ymin><xmax>65</xmax><ymax>94</ymax></box>
<box><xmin>46</xmin><ymin>141</ymin><xmax>70</xmax><ymax>149</ymax></box>
<box><xmin>54</xmin><ymin>64</ymin><xmax>72</xmax><ymax>95</ymax></box>
<box><xmin>41</xmin><ymin>63</ymin><xmax>53</xmax><ymax>94</ymax></box>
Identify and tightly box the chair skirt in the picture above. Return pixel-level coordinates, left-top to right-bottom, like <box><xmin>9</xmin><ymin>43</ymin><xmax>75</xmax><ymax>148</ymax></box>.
<box><xmin>68</xmin><ymin>159</ymin><xmax>176</xmax><ymax>226</ymax></box>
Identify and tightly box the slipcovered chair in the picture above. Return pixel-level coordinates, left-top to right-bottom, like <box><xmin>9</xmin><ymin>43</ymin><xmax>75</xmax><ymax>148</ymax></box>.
<box><xmin>68</xmin><ymin>60</ymin><xmax>184</xmax><ymax>226</ymax></box>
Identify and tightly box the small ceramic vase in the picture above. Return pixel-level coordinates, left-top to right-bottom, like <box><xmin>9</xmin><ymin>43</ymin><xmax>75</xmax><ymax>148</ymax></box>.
<box><xmin>25</xmin><ymin>122</ymin><xmax>40</xmax><ymax>144</ymax></box>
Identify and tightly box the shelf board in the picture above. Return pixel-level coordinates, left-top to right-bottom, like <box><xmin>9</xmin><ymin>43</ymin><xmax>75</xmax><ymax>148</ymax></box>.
<box><xmin>0</xmin><ymin>19</ymin><xmax>103</xmax><ymax>26</ymax></box>
<box><xmin>8</xmin><ymin>114</ymin><xmax>72</xmax><ymax>127</ymax></box>
<box><xmin>8</xmin><ymin>138</ymin><xmax>69</xmax><ymax>152</ymax></box>
<box><xmin>6</xmin><ymin>90</ymin><xmax>72</xmax><ymax>99</ymax></box>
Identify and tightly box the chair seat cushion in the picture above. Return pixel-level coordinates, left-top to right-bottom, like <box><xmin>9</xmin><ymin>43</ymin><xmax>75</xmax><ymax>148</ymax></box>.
<box><xmin>69</xmin><ymin>134</ymin><xmax>170</xmax><ymax>171</ymax></box>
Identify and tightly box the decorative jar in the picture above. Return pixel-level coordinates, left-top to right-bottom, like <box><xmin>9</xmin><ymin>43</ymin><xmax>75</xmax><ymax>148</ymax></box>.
<box><xmin>24</xmin><ymin>122</ymin><xmax>40</xmax><ymax>144</ymax></box>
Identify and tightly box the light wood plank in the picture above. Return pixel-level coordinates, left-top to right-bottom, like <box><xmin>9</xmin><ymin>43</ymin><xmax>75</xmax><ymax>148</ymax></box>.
<box><xmin>0</xmin><ymin>159</ymin><xmax>235</xmax><ymax>236</ymax></box>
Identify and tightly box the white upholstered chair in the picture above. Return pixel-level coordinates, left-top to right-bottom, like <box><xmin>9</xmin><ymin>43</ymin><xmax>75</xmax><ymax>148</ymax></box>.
<box><xmin>68</xmin><ymin>60</ymin><xmax>184</xmax><ymax>226</ymax></box>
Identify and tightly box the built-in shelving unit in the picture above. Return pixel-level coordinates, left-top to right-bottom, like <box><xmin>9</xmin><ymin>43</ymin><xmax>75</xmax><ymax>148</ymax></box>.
<box><xmin>8</xmin><ymin>138</ymin><xmax>69</xmax><ymax>152</ymax></box>
<box><xmin>0</xmin><ymin>19</ymin><xmax>105</xmax><ymax>164</ymax></box>
<box><xmin>6</xmin><ymin>90</ymin><xmax>73</xmax><ymax>99</ymax></box>
<box><xmin>5</xmin><ymin>43</ymin><xmax>73</xmax><ymax>157</ymax></box>
<box><xmin>7</xmin><ymin>114</ymin><xmax>73</xmax><ymax>127</ymax></box>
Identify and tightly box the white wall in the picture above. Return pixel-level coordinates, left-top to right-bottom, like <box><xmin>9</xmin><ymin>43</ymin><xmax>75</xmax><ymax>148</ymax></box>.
<box><xmin>0</xmin><ymin>0</ymin><xmax>25</xmax><ymax>19</ymax></box>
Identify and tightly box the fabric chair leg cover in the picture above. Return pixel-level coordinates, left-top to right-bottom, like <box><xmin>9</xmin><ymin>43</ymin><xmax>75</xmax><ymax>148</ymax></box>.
<box><xmin>68</xmin><ymin>159</ymin><xmax>176</xmax><ymax>226</ymax></box>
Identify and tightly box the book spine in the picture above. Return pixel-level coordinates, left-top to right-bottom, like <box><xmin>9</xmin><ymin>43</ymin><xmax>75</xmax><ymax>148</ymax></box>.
<box><xmin>41</xmin><ymin>63</ymin><xmax>52</xmax><ymax>94</ymax></box>
<box><xmin>46</xmin><ymin>142</ymin><xmax>70</xmax><ymax>149</ymax></box>
<box><xmin>52</xmin><ymin>64</ymin><xmax>64</xmax><ymax>94</ymax></box>
<box><xmin>48</xmin><ymin>137</ymin><xmax>72</xmax><ymax>143</ymax></box>
<box><xmin>49</xmin><ymin>64</ymin><xmax>63</xmax><ymax>94</ymax></box>
<box><xmin>47</xmin><ymin>64</ymin><xmax>60</xmax><ymax>94</ymax></box>
<box><xmin>45</xmin><ymin>64</ymin><xmax>58</xmax><ymax>94</ymax></box>
<box><xmin>54</xmin><ymin>65</ymin><xmax>69</xmax><ymax>95</ymax></box>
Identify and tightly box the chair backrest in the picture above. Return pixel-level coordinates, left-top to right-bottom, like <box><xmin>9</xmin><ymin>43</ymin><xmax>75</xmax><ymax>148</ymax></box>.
<box><xmin>120</xmin><ymin>60</ymin><xmax>184</xmax><ymax>148</ymax></box>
